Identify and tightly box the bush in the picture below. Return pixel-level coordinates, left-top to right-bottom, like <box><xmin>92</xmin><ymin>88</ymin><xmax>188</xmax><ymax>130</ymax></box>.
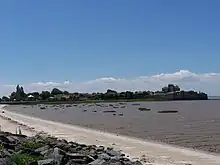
<box><xmin>22</xmin><ymin>140</ymin><xmax>45</xmax><ymax>149</ymax></box>
<box><xmin>10</xmin><ymin>153</ymin><xmax>43</xmax><ymax>165</ymax></box>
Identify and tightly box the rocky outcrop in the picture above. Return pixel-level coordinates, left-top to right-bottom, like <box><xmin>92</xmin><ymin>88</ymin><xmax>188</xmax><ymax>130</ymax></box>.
<box><xmin>0</xmin><ymin>131</ymin><xmax>142</xmax><ymax>165</ymax></box>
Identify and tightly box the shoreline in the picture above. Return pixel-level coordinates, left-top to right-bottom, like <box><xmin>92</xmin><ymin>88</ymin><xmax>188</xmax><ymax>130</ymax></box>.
<box><xmin>1</xmin><ymin>105</ymin><xmax>220</xmax><ymax>164</ymax></box>
<box><xmin>0</xmin><ymin>98</ymin><xmax>211</xmax><ymax>105</ymax></box>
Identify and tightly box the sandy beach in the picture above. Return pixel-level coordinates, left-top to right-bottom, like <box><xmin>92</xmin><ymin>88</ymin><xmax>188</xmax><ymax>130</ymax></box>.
<box><xmin>5</xmin><ymin>101</ymin><xmax>220</xmax><ymax>153</ymax></box>
<box><xmin>0</xmin><ymin>105</ymin><xmax>220</xmax><ymax>165</ymax></box>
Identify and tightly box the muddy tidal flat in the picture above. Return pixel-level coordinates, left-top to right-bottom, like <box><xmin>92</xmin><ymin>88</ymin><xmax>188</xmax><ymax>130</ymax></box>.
<box><xmin>5</xmin><ymin>100</ymin><xmax>220</xmax><ymax>154</ymax></box>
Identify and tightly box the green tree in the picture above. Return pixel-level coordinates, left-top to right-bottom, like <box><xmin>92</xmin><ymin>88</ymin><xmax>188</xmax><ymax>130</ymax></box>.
<box><xmin>63</xmin><ymin>91</ymin><xmax>69</xmax><ymax>95</ymax></box>
<box><xmin>51</xmin><ymin>88</ymin><xmax>63</xmax><ymax>95</ymax></box>
<box><xmin>15</xmin><ymin>85</ymin><xmax>26</xmax><ymax>101</ymax></box>
<box><xmin>2</xmin><ymin>96</ymin><xmax>10</xmax><ymax>101</ymax></box>
<box><xmin>40</xmin><ymin>91</ymin><xmax>51</xmax><ymax>100</ymax></box>
<box><xmin>125</xmin><ymin>91</ymin><xmax>133</xmax><ymax>99</ymax></box>
<box><xmin>10</xmin><ymin>92</ymin><xmax>16</xmax><ymax>100</ymax></box>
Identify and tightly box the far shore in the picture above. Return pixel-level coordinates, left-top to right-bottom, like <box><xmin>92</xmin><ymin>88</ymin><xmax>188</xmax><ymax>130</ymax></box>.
<box><xmin>1</xmin><ymin>84</ymin><xmax>208</xmax><ymax>105</ymax></box>
<box><xmin>0</xmin><ymin>98</ymin><xmax>164</xmax><ymax>105</ymax></box>
<box><xmin>0</xmin><ymin>98</ymin><xmax>212</xmax><ymax>105</ymax></box>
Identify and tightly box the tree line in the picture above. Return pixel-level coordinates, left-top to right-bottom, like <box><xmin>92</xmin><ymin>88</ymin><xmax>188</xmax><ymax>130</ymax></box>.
<box><xmin>0</xmin><ymin>84</ymin><xmax>208</xmax><ymax>102</ymax></box>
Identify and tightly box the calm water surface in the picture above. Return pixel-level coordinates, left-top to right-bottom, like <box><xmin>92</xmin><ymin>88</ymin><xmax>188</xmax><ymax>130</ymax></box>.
<box><xmin>5</xmin><ymin>100</ymin><xmax>220</xmax><ymax>153</ymax></box>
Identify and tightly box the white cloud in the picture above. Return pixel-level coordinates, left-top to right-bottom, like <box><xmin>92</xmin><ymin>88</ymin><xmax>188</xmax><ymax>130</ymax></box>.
<box><xmin>1</xmin><ymin>70</ymin><xmax>220</xmax><ymax>96</ymax></box>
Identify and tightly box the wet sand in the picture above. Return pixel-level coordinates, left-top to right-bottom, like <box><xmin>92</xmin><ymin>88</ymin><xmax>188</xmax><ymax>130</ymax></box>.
<box><xmin>2</xmin><ymin>107</ymin><xmax>220</xmax><ymax>165</ymax></box>
<box><xmin>5</xmin><ymin>100</ymin><xmax>220</xmax><ymax>153</ymax></box>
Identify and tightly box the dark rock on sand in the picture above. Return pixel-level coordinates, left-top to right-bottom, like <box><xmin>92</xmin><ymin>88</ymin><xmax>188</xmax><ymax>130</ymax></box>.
<box><xmin>103</xmin><ymin>110</ymin><xmax>116</xmax><ymax>113</ymax></box>
<box><xmin>132</xmin><ymin>103</ymin><xmax>140</xmax><ymax>106</ymax></box>
<box><xmin>158</xmin><ymin>110</ymin><xmax>178</xmax><ymax>113</ymax></box>
<box><xmin>138</xmin><ymin>108</ymin><xmax>151</xmax><ymax>111</ymax></box>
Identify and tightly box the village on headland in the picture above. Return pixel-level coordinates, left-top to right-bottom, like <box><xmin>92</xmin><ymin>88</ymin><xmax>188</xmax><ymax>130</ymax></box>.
<box><xmin>0</xmin><ymin>84</ymin><xmax>208</xmax><ymax>104</ymax></box>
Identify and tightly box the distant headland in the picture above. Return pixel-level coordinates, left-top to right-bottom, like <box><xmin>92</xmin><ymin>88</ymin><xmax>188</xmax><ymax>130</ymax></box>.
<box><xmin>0</xmin><ymin>84</ymin><xmax>208</xmax><ymax>104</ymax></box>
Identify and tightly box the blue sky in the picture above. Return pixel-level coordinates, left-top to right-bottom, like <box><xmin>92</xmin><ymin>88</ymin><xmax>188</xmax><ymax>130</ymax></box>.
<box><xmin>0</xmin><ymin>0</ymin><xmax>220</xmax><ymax>95</ymax></box>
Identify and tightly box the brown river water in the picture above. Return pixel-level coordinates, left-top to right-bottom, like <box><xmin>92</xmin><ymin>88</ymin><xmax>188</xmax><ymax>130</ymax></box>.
<box><xmin>5</xmin><ymin>100</ymin><xmax>220</xmax><ymax>153</ymax></box>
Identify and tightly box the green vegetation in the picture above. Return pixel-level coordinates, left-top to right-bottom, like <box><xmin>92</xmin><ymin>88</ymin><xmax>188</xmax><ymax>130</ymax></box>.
<box><xmin>10</xmin><ymin>153</ymin><xmax>43</xmax><ymax>165</ymax></box>
<box><xmin>0</xmin><ymin>142</ymin><xmax>3</xmax><ymax>152</ymax></box>
<box><xmin>22</xmin><ymin>140</ymin><xmax>45</xmax><ymax>149</ymax></box>
<box><xmin>0</xmin><ymin>84</ymin><xmax>208</xmax><ymax>104</ymax></box>
<box><xmin>8</xmin><ymin>136</ymin><xmax>51</xmax><ymax>165</ymax></box>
